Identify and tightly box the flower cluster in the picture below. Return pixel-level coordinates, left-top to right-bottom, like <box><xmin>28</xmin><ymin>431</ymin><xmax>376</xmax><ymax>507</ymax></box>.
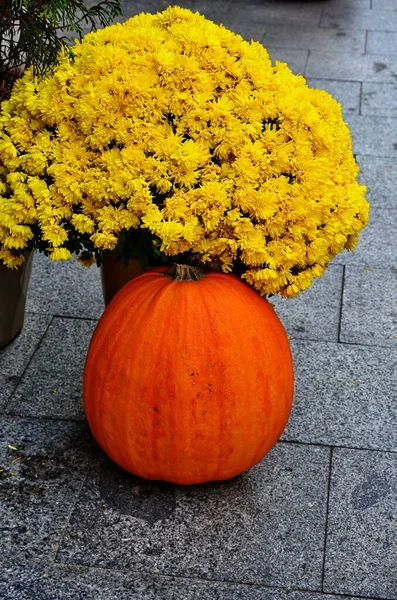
<box><xmin>0</xmin><ymin>6</ymin><xmax>369</xmax><ymax>296</ymax></box>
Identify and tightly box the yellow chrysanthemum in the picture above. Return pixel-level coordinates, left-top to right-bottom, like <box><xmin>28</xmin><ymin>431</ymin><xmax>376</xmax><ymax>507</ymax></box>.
<box><xmin>0</xmin><ymin>6</ymin><xmax>369</xmax><ymax>297</ymax></box>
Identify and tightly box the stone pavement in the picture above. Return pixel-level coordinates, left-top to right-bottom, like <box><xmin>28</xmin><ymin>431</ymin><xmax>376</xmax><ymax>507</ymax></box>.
<box><xmin>1</xmin><ymin>0</ymin><xmax>397</xmax><ymax>598</ymax></box>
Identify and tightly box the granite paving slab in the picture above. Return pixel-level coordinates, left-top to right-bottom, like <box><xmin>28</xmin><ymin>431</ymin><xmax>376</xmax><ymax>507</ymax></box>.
<box><xmin>190</xmin><ymin>5</ymin><xmax>267</xmax><ymax>42</ymax></box>
<box><xmin>265</xmin><ymin>48</ymin><xmax>308</xmax><ymax>75</ymax></box>
<box><xmin>27</xmin><ymin>253</ymin><xmax>104</xmax><ymax>320</ymax></box>
<box><xmin>262</xmin><ymin>25</ymin><xmax>365</xmax><ymax>53</ymax></box>
<box><xmin>356</xmin><ymin>155</ymin><xmax>397</xmax><ymax>208</ymax></box>
<box><xmin>57</xmin><ymin>443</ymin><xmax>330</xmax><ymax>590</ymax></box>
<box><xmin>6</xmin><ymin>317</ymin><xmax>96</xmax><ymax>421</ymax></box>
<box><xmin>324</xmin><ymin>448</ymin><xmax>397</xmax><ymax>599</ymax></box>
<box><xmin>122</xmin><ymin>0</ymin><xmax>196</xmax><ymax>15</ymax></box>
<box><xmin>320</xmin><ymin>7</ymin><xmax>397</xmax><ymax>31</ymax></box>
<box><xmin>366</xmin><ymin>30</ymin><xmax>397</xmax><ymax>54</ymax></box>
<box><xmin>173</xmin><ymin>580</ymin><xmax>377</xmax><ymax>600</ymax></box>
<box><xmin>0</xmin><ymin>314</ymin><xmax>51</xmax><ymax>409</ymax></box>
<box><xmin>305</xmin><ymin>78</ymin><xmax>361</xmax><ymax>117</ymax></box>
<box><xmin>348</xmin><ymin>116</ymin><xmax>397</xmax><ymax>157</ymax></box>
<box><xmin>283</xmin><ymin>340</ymin><xmax>397</xmax><ymax>451</ymax></box>
<box><xmin>361</xmin><ymin>82</ymin><xmax>397</xmax><ymax>117</ymax></box>
<box><xmin>191</xmin><ymin>1</ymin><xmax>323</xmax><ymax>28</ymax></box>
<box><xmin>333</xmin><ymin>208</ymin><xmax>397</xmax><ymax>269</ymax></box>
<box><xmin>0</xmin><ymin>562</ymin><xmax>174</xmax><ymax>600</ymax></box>
<box><xmin>369</xmin><ymin>0</ymin><xmax>397</xmax><ymax>10</ymax></box>
<box><xmin>270</xmin><ymin>264</ymin><xmax>343</xmax><ymax>343</ymax></box>
<box><xmin>340</xmin><ymin>266</ymin><xmax>397</xmax><ymax>347</ymax></box>
<box><xmin>305</xmin><ymin>51</ymin><xmax>397</xmax><ymax>83</ymax></box>
<box><xmin>325</xmin><ymin>0</ymin><xmax>370</xmax><ymax>7</ymax></box>
<box><xmin>0</xmin><ymin>416</ymin><xmax>95</xmax><ymax>561</ymax></box>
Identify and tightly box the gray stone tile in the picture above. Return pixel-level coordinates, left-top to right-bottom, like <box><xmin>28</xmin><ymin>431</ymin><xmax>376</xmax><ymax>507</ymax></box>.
<box><xmin>191</xmin><ymin>3</ymin><xmax>268</xmax><ymax>42</ymax></box>
<box><xmin>366</xmin><ymin>30</ymin><xmax>397</xmax><ymax>54</ymax></box>
<box><xmin>372</xmin><ymin>0</ymin><xmax>397</xmax><ymax>9</ymax></box>
<box><xmin>320</xmin><ymin>7</ymin><xmax>397</xmax><ymax>31</ymax></box>
<box><xmin>0</xmin><ymin>314</ymin><xmax>51</xmax><ymax>408</ymax></box>
<box><xmin>7</xmin><ymin>318</ymin><xmax>96</xmax><ymax>420</ymax></box>
<box><xmin>270</xmin><ymin>265</ymin><xmax>343</xmax><ymax>343</ymax></box>
<box><xmin>0</xmin><ymin>562</ymin><xmax>173</xmax><ymax>600</ymax></box>
<box><xmin>121</xmin><ymin>0</ymin><xmax>196</xmax><ymax>18</ymax></box>
<box><xmin>333</xmin><ymin>208</ymin><xmax>397</xmax><ymax>269</ymax></box>
<box><xmin>324</xmin><ymin>448</ymin><xmax>397</xmax><ymax>598</ymax></box>
<box><xmin>173</xmin><ymin>579</ymin><xmax>371</xmax><ymax>599</ymax></box>
<box><xmin>361</xmin><ymin>82</ymin><xmax>397</xmax><ymax>117</ymax></box>
<box><xmin>306</xmin><ymin>78</ymin><xmax>361</xmax><ymax>116</ymax></box>
<box><xmin>265</xmin><ymin>47</ymin><xmax>308</xmax><ymax>75</ymax></box>
<box><xmin>221</xmin><ymin>21</ymin><xmax>266</xmax><ymax>43</ymax></box>
<box><xmin>283</xmin><ymin>341</ymin><xmax>397</xmax><ymax>451</ymax></box>
<box><xmin>193</xmin><ymin>2</ymin><xmax>323</xmax><ymax>29</ymax></box>
<box><xmin>0</xmin><ymin>416</ymin><xmax>95</xmax><ymax>561</ymax></box>
<box><xmin>347</xmin><ymin>115</ymin><xmax>397</xmax><ymax>156</ymax></box>
<box><xmin>356</xmin><ymin>155</ymin><xmax>397</xmax><ymax>208</ymax></box>
<box><xmin>340</xmin><ymin>266</ymin><xmax>397</xmax><ymax>347</ymax></box>
<box><xmin>27</xmin><ymin>253</ymin><xmax>104</xmax><ymax>320</ymax></box>
<box><xmin>58</xmin><ymin>444</ymin><xmax>329</xmax><ymax>590</ymax></box>
<box><xmin>324</xmin><ymin>0</ymin><xmax>370</xmax><ymax>6</ymax></box>
<box><xmin>263</xmin><ymin>25</ymin><xmax>365</xmax><ymax>53</ymax></box>
<box><xmin>305</xmin><ymin>51</ymin><xmax>397</xmax><ymax>83</ymax></box>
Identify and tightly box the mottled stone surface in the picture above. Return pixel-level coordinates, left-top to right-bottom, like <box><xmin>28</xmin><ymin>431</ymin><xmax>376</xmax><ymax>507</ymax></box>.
<box><xmin>361</xmin><ymin>82</ymin><xmax>397</xmax><ymax>117</ymax></box>
<box><xmin>0</xmin><ymin>562</ymin><xmax>174</xmax><ymax>600</ymax></box>
<box><xmin>27</xmin><ymin>253</ymin><xmax>104</xmax><ymax>320</ymax></box>
<box><xmin>320</xmin><ymin>7</ymin><xmax>397</xmax><ymax>31</ymax></box>
<box><xmin>173</xmin><ymin>580</ymin><xmax>375</xmax><ymax>600</ymax></box>
<box><xmin>0</xmin><ymin>417</ymin><xmax>95</xmax><ymax>561</ymax></box>
<box><xmin>0</xmin><ymin>314</ymin><xmax>51</xmax><ymax>408</ymax></box>
<box><xmin>347</xmin><ymin>115</ymin><xmax>397</xmax><ymax>157</ymax></box>
<box><xmin>324</xmin><ymin>448</ymin><xmax>397</xmax><ymax>598</ymax></box>
<box><xmin>6</xmin><ymin>318</ymin><xmax>96</xmax><ymax>420</ymax></box>
<box><xmin>191</xmin><ymin>1</ymin><xmax>323</xmax><ymax>29</ymax></box>
<box><xmin>372</xmin><ymin>0</ymin><xmax>397</xmax><ymax>10</ymax></box>
<box><xmin>270</xmin><ymin>265</ymin><xmax>343</xmax><ymax>343</ymax></box>
<box><xmin>58</xmin><ymin>444</ymin><xmax>330</xmax><ymax>590</ymax></box>
<box><xmin>340</xmin><ymin>266</ymin><xmax>397</xmax><ymax>347</ymax></box>
<box><xmin>305</xmin><ymin>51</ymin><xmax>397</xmax><ymax>83</ymax></box>
<box><xmin>356</xmin><ymin>155</ymin><xmax>397</xmax><ymax>208</ymax></box>
<box><xmin>283</xmin><ymin>340</ymin><xmax>397</xmax><ymax>451</ymax></box>
<box><xmin>366</xmin><ymin>30</ymin><xmax>397</xmax><ymax>53</ymax></box>
<box><xmin>263</xmin><ymin>25</ymin><xmax>365</xmax><ymax>53</ymax></box>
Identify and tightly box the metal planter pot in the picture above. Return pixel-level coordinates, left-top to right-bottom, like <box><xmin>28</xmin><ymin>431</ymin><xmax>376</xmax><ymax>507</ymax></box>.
<box><xmin>0</xmin><ymin>252</ymin><xmax>33</xmax><ymax>348</ymax></box>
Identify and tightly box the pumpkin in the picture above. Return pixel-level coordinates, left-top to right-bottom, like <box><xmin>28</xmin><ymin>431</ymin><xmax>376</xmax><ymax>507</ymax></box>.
<box><xmin>83</xmin><ymin>264</ymin><xmax>294</xmax><ymax>485</ymax></box>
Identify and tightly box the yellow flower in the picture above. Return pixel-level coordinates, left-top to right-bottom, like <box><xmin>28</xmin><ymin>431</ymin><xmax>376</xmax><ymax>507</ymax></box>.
<box><xmin>41</xmin><ymin>224</ymin><xmax>68</xmax><ymax>247</ymax></box>
<box><xmin>90</xmin><ymin>232</ymin><xmax>118</xmax><ymax>250</ymax></box>
<box><xmin>71</xmin><ymin>214</ymin><xmax>95</xmax><ymax>234</ymax></box>
<box><xmin>49</xmin><ymin>248</ymin><xmax>72</xmax><ymax>260</ymax></box>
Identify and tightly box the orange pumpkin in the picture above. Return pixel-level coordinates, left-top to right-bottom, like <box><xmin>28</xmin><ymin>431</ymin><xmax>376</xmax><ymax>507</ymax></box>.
<box><xmin>83</xmin><ymin>264</ymin><xmax>294</xmax><ymax>485</ymax></box>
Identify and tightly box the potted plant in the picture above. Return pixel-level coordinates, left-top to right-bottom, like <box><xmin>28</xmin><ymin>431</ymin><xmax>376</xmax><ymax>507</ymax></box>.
<box><xmin>0</xmin><ymin>0</ymin><xmax>121</xmax><ymax>347</ymax></box>
<box><xmin>0</xmin><ymin>5</ymin><xmax>369</xmax><ymax>310</ymax></box>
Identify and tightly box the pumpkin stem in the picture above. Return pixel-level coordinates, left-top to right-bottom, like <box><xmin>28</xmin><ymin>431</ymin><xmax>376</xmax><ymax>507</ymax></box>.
<box><xmin>166</xmin><ymin>263</ymin><xmax>204</xmax><ymax>281</ymax></box>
